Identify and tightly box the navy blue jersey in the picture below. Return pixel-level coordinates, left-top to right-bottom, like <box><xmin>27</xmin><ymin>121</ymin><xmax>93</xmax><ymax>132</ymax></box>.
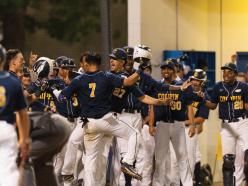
<box><xmin>61</xmin><ymin>71</ymin><xmax>124</xmax><ymax>119</ymax></box>
<box><xmin>153</xmin><ymin>80</ymin><xmax>193</xmax><ymax>122</ymax></box>
<box><xmin>0</xmin><ymin>72</ymin><xmax>27</xmax><ymax>124</ymax></box>
<box><xmin>27</xmin><ymin>82</ymin><xmax>55</xmax><ymax>111</ymax></box>
<box><xmin>48</xmin><ymin>78</ymin><xmax>80</xmax><ymax>118</ymax></box>
<box><xmin>123</xmin><ymin>71</ymin><xmax>168</xmax><ymax>114</ymax></box>
<box><xmin>192</xmin><ymin>92</ymin><xmax>209</xmax><ymax>119</ymax></box>
<box><xmin>170</xmin><ymin>81</ymin><xmax>193</xmax><ymax>121</ymax></box>
<box><xmin>210</xmin><ymin>81</ymin><xmax>248</xmax><ymax>120</ymax></box>
<box><xmin>111</xmin><ymin>72</ymin><xmax>144</xmax><ymax>113</ymax></box>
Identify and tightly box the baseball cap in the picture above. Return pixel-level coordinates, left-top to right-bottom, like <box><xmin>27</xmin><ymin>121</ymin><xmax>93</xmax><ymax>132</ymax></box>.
<box><xmin>160</xmin><ymin>59</ymin><xmax>175</xmax><ymax>70</ymax></box>
<box><xmin>109</xmin><ymin>48</ymin><xmax>127</xmax><ymax>62</ymax></box>
<box><xmin>221</xmin><ymin>62</ymin><xmax>237</xmax><ymax>73</ymax></box>
<box><xmin>23</xmin><ymin>66</ymin><xmax>30</xmax><ymax>75</ymax></box>
<box><xmin>123</xmin><ymin>46</ymin><xmax>134</xmax><ymax>57</ymax></box>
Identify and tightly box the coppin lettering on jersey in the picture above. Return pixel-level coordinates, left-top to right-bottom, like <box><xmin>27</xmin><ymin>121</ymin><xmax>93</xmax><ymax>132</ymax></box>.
<box><xmin>157</xmin><ymin>93</ymin><xmax>179</xmax><ymax>100</ymax></box>
<box><xmin>219</xmin><ymin>95</ymin><xmax>243</xmax><ymax>110</ymax></box>
<box><xmin>39</xmin><ymin>92</ymin><xmax>52</xmax><ymax>100</ymax></box>
<box><xmin>158</xmin><ymin>93</ymin><xmax>181</xmax><ymax>110</ymax></box>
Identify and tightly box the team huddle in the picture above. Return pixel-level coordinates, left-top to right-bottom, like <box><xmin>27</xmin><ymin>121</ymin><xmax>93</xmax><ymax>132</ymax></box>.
<box><xmin>0</xmin><ymin>44</ymin><xmax>248</xmax><ymax>186</ymax></box>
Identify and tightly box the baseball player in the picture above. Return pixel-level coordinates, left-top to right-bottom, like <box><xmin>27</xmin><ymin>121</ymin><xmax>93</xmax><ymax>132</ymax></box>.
<box><xmin>203</xmin><ymin>62</ymin><xmax>248</xmax><ymax>186</ymax></box>
<box><xmin>21</xmin><ymin>67</ymin><xmax>32</xmax><ymax>90</ymax></box>
<box><xmin>109</xmin><ymin>48</ymin><xmax>169</xmax><ymax>186</ymax></box>
<box><xmin>189</xmin><ymin>69</ymin><xmax>210</xmax><ymax>186</ymax></box>
<box><xmin>0</xmin><ymin>44</ymin><xmax>30</xmax><ymax>186</ymax></box>
<box><xmin>234</xmin><ymin>73</ymin><xmax>248</xmax><ymax>186</ymax></box>
<box><xmin>149</xmin><ymin>59</ymin><xmax>195</xmax><ymax>186</ymax></box>
<box><xmin>171</xmin><ymin>69</ymin><xmax>210</xmax><ymax>186</ymax></box>
<box><xmin>4</xmin><ymin>49</ymin><xmax>25</xmax><ymax>79</ymax></box>
<box><xmin>55</xmin><ymin>52</ymin><xmax>145</xmax><ymax>186</ymax></box>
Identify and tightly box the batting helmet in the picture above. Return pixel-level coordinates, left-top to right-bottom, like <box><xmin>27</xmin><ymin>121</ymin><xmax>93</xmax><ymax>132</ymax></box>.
<box><xmin>133</xmin><ymin>44</ymin><xmax>152</xmax><ymax>62</ymax></box>
<box><xmin>190</xmin><ymin>69</ymin><xmax>207</xmax><ymax>82</ymax></box>
<box><xmin>33</xmin><ymin>57</ymin><xmax>53</xmax><ymax>79</ymax></box>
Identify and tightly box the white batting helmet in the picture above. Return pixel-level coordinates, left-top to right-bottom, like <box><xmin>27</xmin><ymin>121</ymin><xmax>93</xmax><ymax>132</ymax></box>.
<box><xmin>33</xmin><ymin>57</ymin><xmax>54</xmax><ymax>78</ymax></box>
<box><xmin>133</xmin><ymin>44</ymin><xmax>152</xmax><ymax>62</ymax></box>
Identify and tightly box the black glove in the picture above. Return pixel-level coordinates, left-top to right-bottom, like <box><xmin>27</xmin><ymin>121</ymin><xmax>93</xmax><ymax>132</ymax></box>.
<box><xmin>35</xmin><ymin>79</ymin><xmax>49</xmax><ymax>92</ymax></box>
<box><xmin>138</xmin><ymin>58</ymin><xmax>151</xmax><ymax>71</ymax></box>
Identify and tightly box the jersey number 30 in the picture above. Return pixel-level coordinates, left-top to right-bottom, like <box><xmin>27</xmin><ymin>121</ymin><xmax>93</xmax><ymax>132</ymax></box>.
<box><xmin>89</xmin><ymin>83</ymin><xmax>96</xmax><ymax>98</ymax></box>
<box><xmin>0</xmin><ymin>86</ymin><xmax>6</xmax><ymax>107</ymax></box>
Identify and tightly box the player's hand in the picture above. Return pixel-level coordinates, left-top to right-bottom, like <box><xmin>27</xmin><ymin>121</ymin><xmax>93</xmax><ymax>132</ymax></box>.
<box><xmin>159</xmin><ymin>98</ymin><xmax>172</xmax><ymax>105</ymax></box>
<box><xmin>181</xmin><ymin>80</ymin><xmax>192</xmax><ymax>91</ymax></box>
<box><xmin>197</xmin><ymin>91</ymin><xmax>205</xmax><ymax>99</ymax></box>
<box><xmin>197</xmin><ymin>123</ymin><xmax>203</xmax><ymax>134</ymax></box>
<box><xmin>149</xmin><ymin>126</ymin><xmax>156</xmax><ymax>136</ymax></box>
<box><xmin>18</xmin><ymin>139</ymin><xmax>30</xmax><ymax>164</ymax></box>
<box><xmin>138</xmin><ymin>59</ymin><xmax>150</xmax><ymax>71</ymax></box>
<box><xmin>188</xmin><ymin>125</ymin><xmax>196</xmax><ymax>137</ymax></box>
<box><xmin>142</xmin><ymin>116</ymin><xmax>149</xmax><ymax>127</ymax></box>
<box><xmin>29</xmin><ymin>51</ymin><xmax>38</xmax><ymax>68</ymax></box>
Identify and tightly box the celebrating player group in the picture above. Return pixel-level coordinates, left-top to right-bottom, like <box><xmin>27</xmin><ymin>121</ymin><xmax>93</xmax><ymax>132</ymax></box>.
<box><xmin>0</xmin><ymin>43</ymin><xmax>248</xmax><ymax>186</ymax></box>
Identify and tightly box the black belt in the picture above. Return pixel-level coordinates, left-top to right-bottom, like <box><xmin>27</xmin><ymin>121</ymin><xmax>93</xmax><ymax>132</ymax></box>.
<box><xmin>123</xmin><ymin>109</ymin><xmax>141</xmax><ymax>114</ymax></box>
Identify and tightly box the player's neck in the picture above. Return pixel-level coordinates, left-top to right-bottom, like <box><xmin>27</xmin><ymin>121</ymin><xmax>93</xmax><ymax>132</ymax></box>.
<box><xmin>224</xmin><ymin>80</ymin><xmax>236</xmax><ymax>86</ymax></box>
<box><xmin>163</xmin><ymin>77</ymin><xmax>174</xmax><ymax>84</ymax></box>
<box><xmin>9</xmin><ymin>66</ymin><xmax>17</xmax><ymax>74</ymax></box>
<box><xmin>87</xmin><ymin>66</ymin><xmax>99</xmax><ymax>73</ymax></box>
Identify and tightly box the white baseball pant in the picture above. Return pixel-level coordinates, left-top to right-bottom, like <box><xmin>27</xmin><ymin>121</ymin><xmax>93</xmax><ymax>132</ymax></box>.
<box><xmin>62</xmin><ymin>118</ymin><xmax>85</xmax><ymax>185</ymax></box>
<box><xmin>221</xmin><ymin>118</ymin><xmax>248</xmax><ymax>185</ymax></box>
<box><xmin>170</xmin><ymin>126</ymin><xmax>197</xmax><ymax>186</ymax></box>
<box><xmin>234</xmin><ymin>139</ymin><xmax>245</xmax><ymax>186</ymax></box>
<box><xmin>112</xmin><ymin>111</ymin><xmax>144</xmax><ymax>186</ymax></box>
<box><xmin>83</xmin><ymin>112</ymin><xmax>141</xmax><ymax>186</ymax></box>
<box><xmin>53</xmin><ymin>116</ymin><xmax>75</xmax><ymax>177</ymax></box>
<box><xmin>153</xmin><ymin>121</ymin><xmax>193</xmax><ymax>186</ymax></box>
<box><xmin>221</xmin><ymin>118</ymin><xmax>248</xmax><ymax>155</ymax></box>
<box><xmin>0</xmin><ymin>121</ymin><xmax>19</xmax><ymax>186</ymax></box>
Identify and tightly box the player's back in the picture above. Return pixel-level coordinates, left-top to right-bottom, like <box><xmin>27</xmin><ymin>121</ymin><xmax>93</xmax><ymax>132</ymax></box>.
<box><xmin>0</xmin><ymin>71</ymin><xmax>27</xmax><ymax>123</ymax></box>
<box><xmin>63</xmin><ymin>70</ymin><xmax>123</xmax><ymax>119</ymax></box>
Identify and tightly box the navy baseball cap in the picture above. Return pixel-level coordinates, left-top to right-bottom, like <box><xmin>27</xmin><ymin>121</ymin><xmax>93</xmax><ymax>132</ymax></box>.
<box><xmin>221</xmin><ymin>62</ymin><xmax>237</xmax><ymax>73</ymax></box>
<box><xmin>160</xmin><ymin>60</ymin><xmax>175</xmax><ymax>70</ymax></box>
<box><xmin>109</xmin><ymin>48</ymin><xmax>127</xmax><ymax>62</ymax></box>
<box><xmin>123</xmin><ymin>46</ymin><xmax>134</xmax><ymax>57</ymax></box>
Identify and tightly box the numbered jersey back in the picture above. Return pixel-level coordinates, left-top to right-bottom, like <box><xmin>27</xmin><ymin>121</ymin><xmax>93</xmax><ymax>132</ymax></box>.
<box><xmin>0</xmin><ymin>72</ymin><xmax>27</xmax><ymax>124</ymax></box>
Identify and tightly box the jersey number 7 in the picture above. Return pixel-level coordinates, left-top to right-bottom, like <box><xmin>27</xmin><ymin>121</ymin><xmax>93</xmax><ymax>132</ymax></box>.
<box><xmin>89</xmin><ymin>83</ymin><xmax>96</xmax><ymax>98</ymax></box>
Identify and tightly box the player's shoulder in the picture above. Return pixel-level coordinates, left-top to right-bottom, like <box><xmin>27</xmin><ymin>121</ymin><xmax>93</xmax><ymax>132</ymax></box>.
<box><xmin>237</xmin><ymin>81</ymin><xmax>248</xmax><ymax>87</ymax></box>
<box><xmin>1</xmin><ymin>71</ymin><xmax>19</xmax><ymax>85</ymax></box>
<box><xmin>213</xmin><ymin>81</ymin><xmax>223</xmax><ymax>88</ymax></box>
<box><xmin>173</xmin><ymin>79</ymin><xmax>183</xmax><ymax>85</ymax></box>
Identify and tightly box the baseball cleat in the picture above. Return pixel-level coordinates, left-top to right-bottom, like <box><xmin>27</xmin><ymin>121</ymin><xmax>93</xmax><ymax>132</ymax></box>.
<box><xmin>121</xmin><ymin>162</ymin><xmax>142</xmax><ymax>181</ymax></box>
<box><xmin>61</xmin><ymin>174</ymin><xmax>74</xmax><ymax>182</ymax></box>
